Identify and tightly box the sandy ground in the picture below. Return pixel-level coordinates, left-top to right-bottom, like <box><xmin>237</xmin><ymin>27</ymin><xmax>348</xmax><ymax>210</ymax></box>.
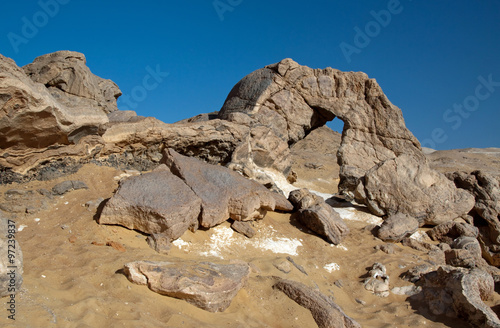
<box><xmin>1</xmin><ymin>162</ymin><xmax>493</xmax><ymax>327</ymax></box>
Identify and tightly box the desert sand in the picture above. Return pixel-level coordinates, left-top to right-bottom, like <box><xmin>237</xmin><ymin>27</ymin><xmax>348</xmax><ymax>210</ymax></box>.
<box><xmin>2</xmin><ymin>161</ymin><xmax>492</xmax><ymax>328</ymax></box>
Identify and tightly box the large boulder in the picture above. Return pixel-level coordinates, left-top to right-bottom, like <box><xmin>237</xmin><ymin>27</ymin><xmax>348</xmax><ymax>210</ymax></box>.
<box><xmin>161</xmin><ymin>148</ymin><xmax>292</xmax><ymax>228</ymax></box>
<box><xmin>124</xmin><ymin>260</ymin><xmax>250</xmax><ymax>312</ymax></box>
<box><xmin>23</xmin><ymin>51</ymin><xmax>121</xmax><ymax>114</ymax></box>
<box><xmin>288</xmin><ymin>188</ymin><xmax>349</xmax><ymax>244</ymax></box>
<box><xmin>0</xmin><ymin>52</ymin><xmax>109</xmax><ymax>161</ymax></box>
<box><xmin>98</xmin><ymin>165</ymin><xmax>202</xmax><ymax>240</ymax></box>
<box><xmin>218</xmin><ymin>58</ymin><xmax>474</xmax><ymax>222</ymax></box>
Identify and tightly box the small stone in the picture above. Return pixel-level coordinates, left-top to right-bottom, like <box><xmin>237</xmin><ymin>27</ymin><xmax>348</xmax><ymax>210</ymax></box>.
<box><xmin>230</xmin><ymin>220</ymin><xmax>256</xmax><ymax>238</ymax></box>
<box><xmin>355</xmin><ymin>299</ymin><xmax>366</xmax><ymax>305</ymax></box>
<box><xmin>364</xmin><ymin>263</ymin><xmax>390</xmax><ymax>297</ymax></box>
<box><xmin>377</xmin><ymin>213</ymin><xmax>419</xmax><ymax>243</ymax></box>
<box><xmin>287</xmin><ymin>256</ymin><xmax>308</xmax><ymax>276</ymax></box>
<box><xmin>106</xmin><ymin>241</ymin><xmax>126</xmax><ymax>252</ymax></box>
<box><xmin>52</xmin><ymin>180</ymin><xmax>88</xmax><ymax>196</ymax></box>
<box><xmin>334</xmin><ymin>280</ymin><xmax>344</xmax><ymax>288</ymax></box>
<box><xmin>273</xmin><ymin>259</ymin><xmax>292</xmax><ymax>274</ymax></box>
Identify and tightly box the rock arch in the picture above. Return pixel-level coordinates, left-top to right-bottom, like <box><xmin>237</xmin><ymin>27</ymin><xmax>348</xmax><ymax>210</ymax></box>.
<box><xmin>218</xmin><ymin>58</ymin><xmax>473</xmax><ymax>224</ymax></box>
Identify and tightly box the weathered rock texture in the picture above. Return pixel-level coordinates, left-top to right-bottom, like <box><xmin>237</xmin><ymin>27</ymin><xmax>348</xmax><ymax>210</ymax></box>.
<box><xmin>273</xmin><ymin>279</ymin><xmax>361</xmax><ymax>328</ymax></box>
<box><xmin>0</xmin><ymin>52</ymin><xmax>473</xmax><ymax>227</ymax></box>
<box><xmin>161</xmin><ymin>148</ymin><xmax>291</xmax><ymax>228</ymax></box>
<box><xmin>98</xmin><ymin>165</ymin><xmax>202</xmax><ymax>240</ymax></box>
<box><xmin>413</xmin><ymin>266</ymin><xmax>500</xmax><ymax>328</ymax></box>
<box><xmin>218</xmin><ymin>58</ymin><xmax>474</xmax><ymax>223</ymax></box>
<box><xmin>100</xmin><ymin>150</ymin><xmax>291</xmax><ymax>237</ymax></box>
<box><xmin>23</xmin><ymin>51</ymin><xmax>121</xmax><ymax>114</ymax></box>
<box><xmin>446</xmin><ymin>171</ymin><xmax>500</xmax><ymax>266</ymax></box>
<box><xmin>363</xmin><ymin>262</ymin><xmax>390</xmax><ymax>297</ymax></box>
<box><xmin>0</xmin><ymin>216</ymin><xmax>23</xmax><ymax>298</ymax></box>
<box><xmin>377</xmin><ymin>213</ymin><xmax>419</xmax><ymax>242</ymax></box>
<box><xmin>0</xmin><ymin>52</ymin><xmax>109</xmax><ymax>164</ymax></box>
<box><xmin>124</xmin><ymin>260</ymin><xmax>250</xmax><ymax>312</ymax></box>
<box><xmin>288</xmin><ymin>188</ymin><xmax>349</xmax><ymax>244</ymax></box>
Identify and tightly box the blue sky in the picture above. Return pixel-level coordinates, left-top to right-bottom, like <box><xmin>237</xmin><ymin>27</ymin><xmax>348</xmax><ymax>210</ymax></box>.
<box><xmin>1</xmin><ymin>0</ymin><xmax>499</xmax><ymax>150</ymax></box>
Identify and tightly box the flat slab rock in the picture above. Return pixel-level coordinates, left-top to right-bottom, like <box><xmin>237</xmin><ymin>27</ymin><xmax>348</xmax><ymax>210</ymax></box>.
<box><xmin>124</xmin><ymin>260</ymin><xmax>250</xmax><ymax>312</ymax></box>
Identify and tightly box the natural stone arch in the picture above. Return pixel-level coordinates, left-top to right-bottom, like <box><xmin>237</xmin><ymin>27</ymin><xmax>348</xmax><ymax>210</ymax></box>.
<box><xmin>218</xmin><ymin>58</ymin><xmax>473</xmax><ymax>224</ymax></box>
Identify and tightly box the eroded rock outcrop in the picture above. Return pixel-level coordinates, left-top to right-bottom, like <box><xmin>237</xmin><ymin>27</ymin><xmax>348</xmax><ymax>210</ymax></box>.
<box><xmin>124</xmin><ymin>260</ymin><xmax>250</xmax><ymax>312</ymax></box>
<box><xmin>1</xmin><ymin>52</ymin><xmax>473</xmax><ymax>228</ymax></box>
<box><xmin>412</xmin><ymin>266</ymin><xmax>500</xmax><ymax>328</ymax></box>
<box><xmin>0</xmin><ymin>52</ymin><xmax>109</xmax><ymax>162</ymax></box>
<box><xmin>218</xmin><ymin>58</ymin><xmax>474</xmax><ymax>223</ymax></box>
<box><xmin>23</xmin><ymin>51</ymin><xmax>121</xmax><ymax>114</ymax></box>
<box><xmin>446</xmin><ymin>171</ymin><xmax>500</xmax><ymax>266</ymax></box>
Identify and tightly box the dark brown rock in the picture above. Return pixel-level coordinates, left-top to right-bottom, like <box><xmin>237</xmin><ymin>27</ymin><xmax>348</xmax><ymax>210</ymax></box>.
<box><xmin>98</xmin><ymin>165</ymin><xmax>202</xmax><ymax>240</ymax></box>
<box><xmin>161</xmin><ymin>148</ymin><xmax>289</xmax><ymax>228</ymax></box>
<box><xmin>273</xmin><ymin>279</ymin><xmax>361</xmax><ymax>328</ymax></box>
<box><xmin>124</xmin><ymin>260</ymin><xmax>250</xmax><ymax>312</ymax></box>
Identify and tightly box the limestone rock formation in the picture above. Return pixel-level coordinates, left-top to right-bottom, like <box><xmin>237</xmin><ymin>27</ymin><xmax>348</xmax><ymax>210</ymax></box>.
<box><xmin>98</xmin><ymin>165</ymin><xmax>202</xmax><ymax>239</ymax></box>
<box><xmin>124</xmin><ymin>260</ymin><xmax>250</xmax><ymax>312</ymax></box>
<box><xmin>413</xmin><ymin>266</ymin><xmax>500</xmax><ymax>328</ymax></box>
<box><xmin>218</xmin><ymin>58</ymin><xmax>474</xmax><ymax>222</ymax></box>
<box><xmin>446</xmin><ymin>171</ymin><xmax>500</xmax><ymax>266</ymax></box>
<box><xmin>288</xmin><ymin>188</ymin><xmax>349</xmax><ymax>244</ymax></box>
<box><xmin>0</xmin><ymin>52</ymin><xmax>474</xmax><ymax>228</ymax></box>
<box><xmin>161</xmin><ymin>148</ymin><xmax>291</xmax><ymax>228</ymax></box>
<box><xmin>0</xmin><ymin>52</ymin><xmax>109</xmax><ymax>166</ymax></box>
<box><xmin>23</xmin><ymin>51</ymin><xmax>121</xmax><ymax>114</ymax></box>
<box><xmin>273</xmin><ymin>279</ymin><xmax>361</xmax><ymax>328</ymax></box>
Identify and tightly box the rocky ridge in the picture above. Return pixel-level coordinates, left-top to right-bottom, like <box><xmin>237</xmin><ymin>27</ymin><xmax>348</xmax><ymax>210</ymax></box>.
<box><xmin>0</xmin><ymin>50</ymin><xmax>499</xmax><ymax>328</ymax></box>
